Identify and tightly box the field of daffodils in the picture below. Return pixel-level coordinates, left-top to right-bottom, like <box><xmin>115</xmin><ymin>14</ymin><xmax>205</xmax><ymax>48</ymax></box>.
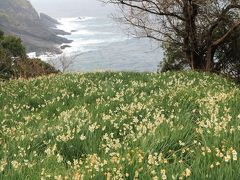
<box><xmin>0</xmin><ymin>71</ymin><xmax>240</xmax><ymax>179</ymax></box>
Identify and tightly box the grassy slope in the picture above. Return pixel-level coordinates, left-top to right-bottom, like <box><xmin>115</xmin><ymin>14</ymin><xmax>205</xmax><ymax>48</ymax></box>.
<box><xmin>0</xmin><ymin>71</ymin><xmax>240</xmax><ymax>179</ymax></box>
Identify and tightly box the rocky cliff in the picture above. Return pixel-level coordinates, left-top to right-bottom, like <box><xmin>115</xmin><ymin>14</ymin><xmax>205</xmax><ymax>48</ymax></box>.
<box><xmin>0</xmin><ymin>0</ymin><xmax>72</xmax><ymax>55</ymax></box>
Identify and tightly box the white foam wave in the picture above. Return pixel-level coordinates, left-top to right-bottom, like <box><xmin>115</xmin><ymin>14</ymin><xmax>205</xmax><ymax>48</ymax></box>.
<box><xmin>59</xmin><ymin>17</ymin><xmax>96</xmax><ymax>22</ymax></box>
<box><xmin>62</xmin><ymin>39</ymin><xmax>105</xmax><ymax>54</ymax></box>
<box><xmin>75</xmin><ymin>17</ymin><xmax>97</xmax><ymax>22</ymax></box>
<box><xmin>57</xmin><ymin>17</ymin><xmax>97</xmax><ymax>33</ymax></box>
<box><xmin>27</xmin><ymin>52</ymin><xmax>37</xmax><ymax>58</ymax></box>
<box><xmin>27</xmin><ymin>52</ymin><xmax>58</xmax><ymax>61</ymax></box>
<box><xmin>30</xmin><ymin>17</ymin><xmax>130</xmax><ymax>63</ymax></box>
<box><xmin>73</xmin><ymin>30</ymin><xmax>99</xmax><ymax>36</ymax></box>
<box><xmin>57</xmin><ymin>21</ymin><xmax>80</xmax><ymax>33</ymax></box>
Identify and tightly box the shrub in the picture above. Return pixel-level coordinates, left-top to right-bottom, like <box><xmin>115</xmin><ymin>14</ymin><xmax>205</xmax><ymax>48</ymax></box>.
<box><xmin>13</xmin><ymin>58</ymin><xmax>59</xmax><ymax>79</ymax></box>
<box><xmin>0</xmin><ymin>29</ymin><xmax>59</xmax><ymax>80</ymax></box>
<box><xmin>1</xmin><ymin>35</ymin><xmax>26</xmax><ymax>58</ymax></box>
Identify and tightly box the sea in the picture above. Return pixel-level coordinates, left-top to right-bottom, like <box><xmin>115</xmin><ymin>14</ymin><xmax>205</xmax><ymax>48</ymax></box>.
<box><xmin>29</xmin><ymin>17</ymin><xmax>164</xmax><ymax>72</ymax></box>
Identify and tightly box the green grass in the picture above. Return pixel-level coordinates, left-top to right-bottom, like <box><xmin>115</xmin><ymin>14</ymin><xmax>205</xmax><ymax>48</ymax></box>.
<box><xmin>0</xmin><ymin>71</ymin><xmax>239</xmax><ymax>179</ymax></box>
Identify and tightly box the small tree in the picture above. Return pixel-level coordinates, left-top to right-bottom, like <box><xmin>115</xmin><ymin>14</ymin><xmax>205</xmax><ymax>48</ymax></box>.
<box><xmin>158</xmin><ymin>41</ymin><xmax>188</xmax><ymax>72</ymax></box>
<box><xmin>59</xmin><ymin>54</ymin><xmax>74</xmax><ymax>73</ymax></box>
<box><xmin>0</xmin><ymin>47</ymin><xmax>12</xmax><ymax>80</ymax></box>
<box><xmin>1</xmin><ymin>35</ymin><xmax>26</xmax><ymax>58</ymax></box>
<box><xmin>48</xmin><ymin>53</ymin><xmax>80</xmax><ymax>73</ymax></box>
<box><xmin>0</xmin><ymin>29</ymin><xmax>4</xmax><ymax>39</ymax></box>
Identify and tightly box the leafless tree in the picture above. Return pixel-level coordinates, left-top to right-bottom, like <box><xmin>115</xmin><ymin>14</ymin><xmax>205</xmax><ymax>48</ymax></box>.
<box><xmin>48</xmin><ymin>53</ymin><xmax>81</xmax><ymax>72</ymax></box>
<box><xmin>58</xmin><ymin>54</ymin><xmax>74</xmax><ymax>72</ymax></box>
<box><xmin>103</xmin><ymin>0</ymin><xmax>240</xmax><ymax>71</ymax></box>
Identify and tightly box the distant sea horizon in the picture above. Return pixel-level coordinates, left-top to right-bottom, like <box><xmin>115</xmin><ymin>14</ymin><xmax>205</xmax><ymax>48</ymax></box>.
<box><xmin>29</xmin><ymin>16</ymin><xmax>163</xmax><ymax>72</ymax></box>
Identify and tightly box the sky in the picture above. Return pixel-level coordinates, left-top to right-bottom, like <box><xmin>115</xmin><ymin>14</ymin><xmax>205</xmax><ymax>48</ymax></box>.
<box><xmin>29</xmin><ymin>0</ymin><xmax>114</xmax><ymax>18</ymax></box>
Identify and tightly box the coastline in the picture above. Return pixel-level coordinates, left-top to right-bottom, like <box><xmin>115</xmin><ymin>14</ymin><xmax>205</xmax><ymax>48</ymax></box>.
<box><xmin>27</xmin><ymin>17</ymin><xmax>96</xmax><ymax>60</ymax></box>
<box><xmin>28</xmin><ymin>16</ymin><xmax>163</xmax><ymax>72</ymax></box>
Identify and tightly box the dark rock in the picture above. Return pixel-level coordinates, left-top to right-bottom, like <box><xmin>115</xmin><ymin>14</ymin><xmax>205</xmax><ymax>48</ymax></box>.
<box><xmin>53</xmin><ymin>29</ymin><xmax>71</xmax><ymax>36</ymax></box>
<box><xmin>0</xmin><ymin>0</ymin><xmax>72</xmax><ymax>54</ymax></box>
<box><xmin>60</xmin><ymin>45</ymin><xmax>71</xmax><ymax>49</ymax></box>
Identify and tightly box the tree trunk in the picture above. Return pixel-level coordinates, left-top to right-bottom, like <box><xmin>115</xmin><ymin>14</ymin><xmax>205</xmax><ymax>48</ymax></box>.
<box><xmin>206</xmin><ymin>46</ymin><xmax>216</xmax><ymax>71</ymax></box>
<box><xmin>183</xmin><ymin>0</ymin><xmax>201</xmax><ymax>70</ymax></box>
<box><xmin>192</xmin><ymin>53</ymin><xmax>206</xmax><ymax>70</ymax></box>
<box><xmin>184</xmin><ymin>45</ymin><xmax>206</xmax><ymax>70</ymax></box>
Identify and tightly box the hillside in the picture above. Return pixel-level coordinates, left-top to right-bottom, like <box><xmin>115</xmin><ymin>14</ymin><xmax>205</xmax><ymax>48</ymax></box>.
<box><xmin>0</xmin><ymin>0</ymin><xmax>71</xmax><ymax>54</ymax></box>
<box><xmin>0</xmin><ymin>72</ymin><xmax>240</xmax><ymax>179</ymax></box>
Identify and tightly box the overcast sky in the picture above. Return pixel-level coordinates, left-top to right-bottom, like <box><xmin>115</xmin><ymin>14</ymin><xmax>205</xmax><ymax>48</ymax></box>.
<box><xmin>29</xmin><ymin>0</ymin><xmax>114</xmax><ymax>18</ymax></box>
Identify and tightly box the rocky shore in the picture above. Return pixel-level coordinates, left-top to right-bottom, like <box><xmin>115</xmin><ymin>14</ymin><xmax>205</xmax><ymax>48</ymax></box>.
<box><xmin>0</xmin><ymin>0</ymin><xmax>72</xmax><ymax>55</ymax></box>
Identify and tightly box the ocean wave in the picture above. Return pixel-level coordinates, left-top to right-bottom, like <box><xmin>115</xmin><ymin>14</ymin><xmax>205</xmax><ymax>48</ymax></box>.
<box><xmin>57</xmin><ymin>20</ymin><xmax>81</xmax><ymax>33</ymax></box>
<box><xmin>56</xmin><ymin>17</ymin><xmax>95</xmax><ymax>33</ymax></box>
<box><xmin>72</xmin><ymin>29</ymin><xmax>100</xmax><ymax>36</ymax></box>
<box><xmin>27</xmin><ymin>52</ymin><xmax>58</xmax><ymax>61</ymax></box>
<box><xmin>28</xmin><ymin>16</ymin><xmax>163</xmax><ymax>73</ymax></box>
<box><xmin>27</xmin><ymin>52</ymin><xmax>37</xmax><ymax>58</ymax></box>
<box><xmin>58</xmin><ymin>17</ymin><xmax>97</xmax><ymax>24</ymax></box>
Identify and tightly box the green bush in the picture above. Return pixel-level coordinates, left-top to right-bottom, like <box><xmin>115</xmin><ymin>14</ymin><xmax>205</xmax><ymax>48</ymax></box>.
<box><xmin>0</xmin><ymin>29</ymin><xmax>4</xmax><ymax>39</ymax></box>
<box><xmin>13</xmin><ymin>58</ymin><xmax>59</xmax><ymax>78</ymax></box>
<box><xmin>1</xmin><ymin>35</ymin><xmax>26</xmax><ymax>58</ymax></box>
<box><xmin>0</xmin><ymin>47</ymin><xmax>12</xmax><ymax>80</ymax></box>
<box><xmin>0</xmin><ymin>29</ymin><xmax>59</xmax><ymax>80</ymax></box>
